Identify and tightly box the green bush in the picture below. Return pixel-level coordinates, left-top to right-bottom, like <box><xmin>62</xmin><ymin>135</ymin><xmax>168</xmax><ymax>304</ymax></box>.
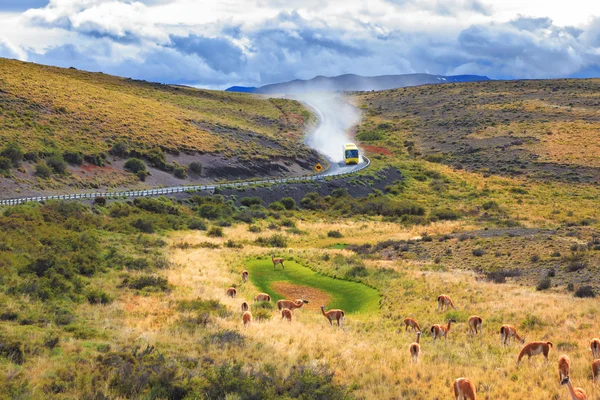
<box><xmin>86</xmin><ymin>289</ymin><xmax>113</xmax><ymax>304</ymax></box>
<box><xmin>356</xmin><ymin>130</ymin><xmax>384</xmax><ymax>141</ymax></box>
<box><xmin>124</xmin><ymin>158</ymin><xmax>146</xmax><ymax>174</ymax></box>
<box><xmin>35</xmin><ymin>161</ymin><xmax>53</xmax><ymax>178</ymax></box>
<box><xmin>575</xmin><ymin>286</ymin><xmax>595</xmax><ymax>298</ymax></box>
<box><xmin>63</xmin><ymin>151</ymin><xmax>84</xmax><ymax>165</ymax></box>
<box><xmin>253</xmin><ymin>308</ymin><xmax>272</xmax><ymax>321</ymax></box>
<box><xmin>327</xmin><ymin>230</ymin><xmax>343</xmax><ymax>238</ymax></box>
<box><xmin>280</xmin><ymin>197</ymin><xmax>297</xmax><ymax>210</ymax></box>
<box><xmin>208</xmin><ymin>226</ymin><xmax>224</xmax><ymax>237</ymax></box>
<box><xmin>144</xmin><ymin>148</ymin><xmax>167</xmax><ymax>170</ymax></box>
<box><xmin>110</xmin><ymin>140</ymin><xmax>129</xmax><ymax>157</ymax></box>
<box><xmin>189</xmin><ymin>162</ymin><xmax>203</xmax><ymax>174</ymax></box>
<box><xmin>269</xmin><ymin>201</ymin><xmax>285</xmax><ymax>211</ymax></box>
<box><xmin>536</xmin><ymin>278</ymin><xmax>551</xmax><ymax>291</ymax></box>
<box><xmin>255</xmin><ymin>234</ymin><xmax>287</xmax><ymax>248</ymax></box>
<box><xmin>121</xmin><ymin>275</ymin><xmax>170</xmax><ymax>291</ymax></box>
<box><xmin>241</xmin><ymin>197</ymin><xmax>263</xmax><ymax>207</ymax></box>
<box><xmin>430</xmin><ymin>208</ymin><xmax>461</xmax><ymax>221</ymax></box>
<box><xmin>46</xmin><ymin>154</ymin><xmax>68</xmax><ymax>174</ymax></box>
<box><xmin>0</xmin><ymin>143</ymin><xmax>24</xmax><ymax>167</ymax></box>
<box><xmin>174</xmin><ymin>167</ymin><xmax>187</xmax><ymax>179</ymax></box>
<box><xmin>0</xmin><ymin>156</ymin><xmax>12</xmax><ymax>171</ymax></box>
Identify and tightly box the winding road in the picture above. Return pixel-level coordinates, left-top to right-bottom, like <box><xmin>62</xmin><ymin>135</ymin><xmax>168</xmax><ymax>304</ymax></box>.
<box><xmin>0</xmin><ymin>93</ymin><xmax>368</xmax><ymax>206</ymax></box>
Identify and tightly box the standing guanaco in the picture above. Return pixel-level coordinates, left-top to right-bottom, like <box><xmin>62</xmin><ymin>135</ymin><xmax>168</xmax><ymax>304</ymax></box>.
<box><xmin>226</xmin><ymin>287</ymin><xmax>237</xmax><ymax>298</ymax></box>
<box><xmin>592</xmin><ymin>359</ymin><xmax>600</xmax><ymax>384</ymax></box>
<box><xmin>404</xmin><ymin>317</ymin><xmax>421</xmax><ymax>332</ymax></box>
<box><xmin>241</xmin><ymin>270</ymin><xmax>249</xmax><ymax>283</ymax></box>
<box><xmin>272</xmin><ymin>256</ymin><xmax>285</xmax><ymax>270</ymax></box>
<box><xmin>242</xmin><ymin>311</ymin><xmax>252</xmax><ymax>328</ymax></box>
<box><xmin>500</xmin><ymin>325</ymin><xmax>525</xmax><ymax>346</ymax></box>
<box><xmin>517</xmin><ymin>341</ymin><xmax>553</xmax><ymax>365</ymax></box>
<box><xmin>241</xmin><ymin>301</ymin><xmax>249</xmax><ymax>313</ymax></box>
<box><xmin>453</xmin><ymin>377</ymin><xmax>476</xmax><ymax>400</ymax></box>
<box><xmin>254</xmin><ymin>293</ymin><xmax>271</xmax><ymax>302</ymax></box>
<box><xmin>281</xmin><ymin>308</ymin><xmax>293</xmax><ymax>322</ymax></box>
<box><xmin>437</xmin><ymin>295</ymin><xmax>456</xmax><ymax>311</ymax></box>
<box><xmin>558</xmin><ymin>354</ymin><xmax>571</xmax><ymax>381</ymax></box>
<box><xmin>591</xmin><ymin>338</ymin><xmax>600</xmax><ymax>359</ymax></box>
<box><xmin>561</xmin><ymin>376</ymin><xmax>587</xmax><ymax>400</ymax></box>
<box><xmin>468</xmin><ymin>316</ymin><xmax>482</xmax><ymax>335</ymax></box>
<box><xmin>431</xmin><ymin>319</ymin><xmax>456</xmax><ymax>342</ymax></box>
<box><xmin>320</xmin><ymin>305</ymin><xmax>344</xmax><ymax>327</ymax></box>
<box><xmin>409</xmin><ymin>331</ymin><xmax>422</xmax><ymax>363</ymax></box>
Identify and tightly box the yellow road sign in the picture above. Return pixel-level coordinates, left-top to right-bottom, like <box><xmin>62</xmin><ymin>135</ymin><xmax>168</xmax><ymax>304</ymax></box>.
<box><xmin>314</xmin><ymin>163</ymin><xmax>323</xmax><ymax>172</ymax></box>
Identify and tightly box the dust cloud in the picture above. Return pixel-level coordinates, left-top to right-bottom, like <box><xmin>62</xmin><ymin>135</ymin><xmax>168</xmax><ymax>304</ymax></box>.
<box><xmin>292</xmin><ymin>92</ymin><xmax>361</xmax><ymax>164</ymax></box>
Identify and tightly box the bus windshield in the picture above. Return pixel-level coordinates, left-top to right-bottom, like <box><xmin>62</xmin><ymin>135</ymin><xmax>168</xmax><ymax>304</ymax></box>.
<box><xmin>345</xmin><ymin>149</ymin><xmax>359</xmax><ymax>158</ymax></box>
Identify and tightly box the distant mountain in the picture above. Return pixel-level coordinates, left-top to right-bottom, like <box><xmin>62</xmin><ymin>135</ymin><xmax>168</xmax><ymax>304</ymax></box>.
<box><xmin>225</xmin><ymin>73</ymin><xmax>491</xmax><ymax>94</ymax></box>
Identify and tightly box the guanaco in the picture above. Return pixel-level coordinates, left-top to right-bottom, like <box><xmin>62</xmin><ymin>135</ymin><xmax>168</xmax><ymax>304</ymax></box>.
<box><xmin>558</xmin><ymin>354</ymin><xmax>571</xmax><ymax>381</ymax></box>
<box><xmin>320</xmin><ymin>305</ymin><xmax>344</xmax><ymax>327</ymax></box>
<box><xmin>241</xmin><ymin>301</ymin><xmax>249</xmax><ymax>313</ymax></box>
<box><xmin>437</xmin><ymin>295</ymin><xmax>456</xmax><ymax>311</ymax></box>
<box><xmin>431</xmin><ymin>319</ymin><xmax>456</xmax><ymax>342</ymax></box>
<box><xmin>404</xmin><ymin>317</ymin><xmax>421</xmax><ymax>332</ymax></box>
<box><xmin>561</xmin><ymin>376</ymin><xmax>587</xmax><ymax>400</ymax></box>
<box><xmin>409</xmin><ymin>331</ymin><xmax>422</xmax><ymax>363</ymax></box>
<box><xmin>517</xmin><ymin>341</ymin><xmax>553</xmax><ymax>365</ymax></box>
<box><xmin>242</xmin><ymin>311</ymin><xmax>252</xmax><ymax>328</ymax></box>
<box><xmin>277</xmin><ymin>299</ymin><xmax>308</xmax><ymax>311</ymax></box>
<box><xmin>281</xmin><ymin>308</ymin><xmax>293</xmax><ymax>322</ymax></box>
<box><xmin>453</xmin><ymin>377</ymin><xmax>476</xmax><ymax>400</ymax></box>
<box><xmin>226</xmin><ymin>287</ymin><xmax>237</xmax><ymax>298</ymax></box>
<box><xmin>254</xmin><ymin>293</ymin><xmax>271</xmax><ymax>302</ymax></box>
<box><xmin>500</xmin><ymin>325</ymin><xmax>525</xmax><ymax>346</ymax></box>
<box><xmin>592</xmin><ymin>359</ymin><xmax>600</xmax><ymax>384</ymax></box>
<box><xmin>272</xmin><ymin>256</ymin><xmax>285</xmax><ymax>270</ymax></box>
<box><xmin>591</xmin><ymin>338</ymin><xmax>600</xmax><ymax>359</ymax></box>
<box><xmin>468</xmin><ymin>316</ymin><xmax>482</xmax><ymax>335</ymax></box>
<box><xmin>241</xmin><ymin>270</ymin><xmax>249</xmax><ymax>283</ymax></box>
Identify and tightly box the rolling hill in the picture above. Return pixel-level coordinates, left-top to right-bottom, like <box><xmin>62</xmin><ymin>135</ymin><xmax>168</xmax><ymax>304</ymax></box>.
<box><xmin>226</xmin><ymin>73</ymin><xmax>490</xmax><ymax>94</ymax></box>
<box><xmin>0</xmin><ymin>58</ymin><xmax>320</xmax><ymax>197</ymax></box>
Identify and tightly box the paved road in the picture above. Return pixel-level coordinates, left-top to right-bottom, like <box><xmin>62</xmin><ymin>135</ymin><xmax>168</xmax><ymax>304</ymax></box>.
<box><xmin>0</xmin><ymin>93</ymin><xmax>368</xmax><ymax>206</ymax></box>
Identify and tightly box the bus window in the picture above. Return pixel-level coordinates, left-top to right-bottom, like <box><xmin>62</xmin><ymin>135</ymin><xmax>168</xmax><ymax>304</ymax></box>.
<box><xmin>345</xmin><ymin>149</ymin><xmax>359</xmax><ymax>158</ymax></box>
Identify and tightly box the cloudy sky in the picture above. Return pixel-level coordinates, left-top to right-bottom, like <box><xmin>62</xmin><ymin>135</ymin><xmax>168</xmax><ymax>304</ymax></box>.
<box><xmin>1</xmin><ymin>0</ymin><xmax>600</xmax><ymax>89</ymax></box>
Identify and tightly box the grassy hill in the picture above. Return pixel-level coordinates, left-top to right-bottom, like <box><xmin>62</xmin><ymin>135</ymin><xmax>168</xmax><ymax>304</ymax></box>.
<box><xmin>0</xmin><ymin>58</ymin><xmax>319</xmax><ymax>197</ymax></box>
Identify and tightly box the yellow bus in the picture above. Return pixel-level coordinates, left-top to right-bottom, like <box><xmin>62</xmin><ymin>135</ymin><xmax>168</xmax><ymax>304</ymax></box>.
<box><xmin>343</xmin><ymin>143</ymin><xmax>359</xmax><ymax>165</ymax></box>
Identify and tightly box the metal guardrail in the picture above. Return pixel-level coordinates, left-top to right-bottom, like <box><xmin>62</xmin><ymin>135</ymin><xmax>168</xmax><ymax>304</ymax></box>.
<box><xmin>0</xmin><ymin>156</ymin><xmax>370</xmax><ymax>206</ymax></box>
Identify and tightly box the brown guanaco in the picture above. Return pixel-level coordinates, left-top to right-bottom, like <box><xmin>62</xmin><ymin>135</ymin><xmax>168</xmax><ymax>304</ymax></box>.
<box><xmin>404</xmin><ymin>317</ymin><xmax>421</xmax><ymax>332</ymax></box>
<box><xmin>517</xmin><ymin>341</ymin><xmax>553</xmax><ymax>365</ymax></box>
<box><xmin>226</xmin><ymin>287</ymin><xmax>237</xmax><ymax>298</ymax></box>
<box><xmin>431</xmin><ymin>319</ymin><xmax>456</xmax><ymax>342</ymax></box>
<box><xmin>468</xmin><ymin>316</ymin><xmax>482</xmax><ymax>335</ymax></box>
<box><xmin>500</xmin><ymin>325</ymin><xmax>525</xmax><ymax>346</ymax></box>
<box><xmin>281</xmin><ymin>308</ymin><xmax>293</xmax><ymax>322</ymax></box>
<box><xmin>320</xmin><ymin>305</ymin><xmax>344</xmax><ymax>327</ymax></box>
<box><xmin>592</xmin><ymin>359</ymin><xmax>600</xmax><ymax>384</ymax></box>
<box><xmin>277</xmin><ymin>299</ymin><xmax>308</xmax><ymax>311</ymax></box>
<box><xmin>453</xmin><ymin>377</ymin><xmax>476</xmax><ymax>400</ymax></box>
<box><xmin>561</xmin><ymin>376</ymin><xmax>587</xmax><ymax>399</ymax></box>
<box><xmin>241</xmin><ymin>270</ymin><xmax>249</xmax><ymax>283</ymax></box>
<box><xmin>558</xmin><ymin>354</ymin><xmax>571</xmax><ymax>381</ymax></box>
<box><xmin>241</xmin><ymin>301</ymin><xmax>249</xmax><ymax>313</ymax></box>
<box><xmin>437</xmin><ymin>295</ymin><xmax>456</xmax><ymax>311</ymax></box>
<box><xmin>242</xmin><ymin>311</ymin><xmax>252</xmax><ymax>327</ymax></box>
<box><xmin>591</xmin><ymin>338</ymin><xmax>600</xmax><ymax>359</ymax></box>
<box><xmin>409</xmin><ymin>331</ymin><xmax>422</xmax><ymax>363</ymax></box>
<box><xmin>254</xmin><ymin>293</ymin><xmax>271</xmax><ymax>302</ymax></box>
<box><xmin>272</xmin><ymin>256</ymin><xmax>285</xmax><ymax>270</ymax></box>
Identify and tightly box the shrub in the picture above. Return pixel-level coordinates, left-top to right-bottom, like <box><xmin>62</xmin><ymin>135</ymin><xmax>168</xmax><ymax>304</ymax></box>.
<box><xmin>0</xmin><ymin>156</ymin><xmax>12</xmax><ymax>171</ymax></box>
<box><xmin>253</xmin><ymin>308</ymin><xmax>272</xmax><ymax>321</ymax></box>
<box><xmin>241</xmin><ymin>197</ymin><xmax>263</xmax><ymax>207</ymax></box>
<box><xmin>110</xmin><ymin>140</ymin><xmax>129</xmax><ymax>157</ymax></box>
<box><xmin>345</xmin><ymin>266</ymin><xmax>369</xmax><ymax>278</ymax></box>
<box><xmin>63</xmin><ymin>151</ymin><xmax>84</xmax><ymax>165</ymax></box>
<box><xmin>472</xmin><ymin>248</ymin><xmax>485</xmax><ymax>257</ymax></box>
<box><xmin>269</xmin><ymin>201</ymin><xmax>285</xmax><ymax>211</ymax></box>
<box><xmin>356</xmin><ymin>130</ymin><xmax>384</xmax><ymax>141</ymax></box>
<box><xmin>174</xmin><ymin>167</ymin><xmax>187</xmax><ymax>179</ymax></box>
<box><xmin>87</xmin><ymin>289</ymin><xmax>113</xmax><ymax>304</ymax></box>
<box><xmin>132</xmin><ymin>218</ymin><xmax>155</xmax><ymax>233</ymax></box>
<box><xmin>568</xmin><ymin>260</ymin><xmax>587</xmax><ymax>272</ymax></box>
<box><xmin>575</xmin><ymin>286</ymin><xmax>596</xmax><ymax>298</ymax></box>
<box><xmin>136</xmin><ymin>170</ymin><xmax>149</xmax><ymax>181</ymax></box>
<box><xmin>248</xmin><ymin>225</ymin><xmax>262</xmax><ymax>233</ymax></box>
<box><xmin>46</xmin><ymin>154</ymin><xmax>68</xmax><ymax>174</ymax></box>
<box><xmin>536</xmin><ymin>278</ymin><xmax>551</xmax><ymax>291</ymax></box>
<box><xmin>431</xmin><ymin>208</ymin><xmax>461</xmax><ymax>221</ymax></box>
<box><xmin>280</xmin><ymin>197</ymin><xmax>297</xmax><ymax>210</ymax></box>
<box><xmin>0</xmin><ymin>143</ymin><xmax>24</xmax><ymax>167</ymax></box>
<box><xmin>94</xmin><ymin>196</ymin><xmax>107</xmax><ymax>206</ymax></box>
<box><xmin>225</xmin><ymin>239</ymin><xmax>243</xmax><ymax>249</ymax></box>
<box><xmin>255</xmin><ymin>234</ymin><xmax>287</xmax><ymax>248</ymax></box>
<box><xmin>188</xmin><ymin>219</ymin><xmax>207</xmax><ymax>230</ymax></box>
<box><xmin>482</xmin><ymin>201</ymin><xmax>499</xmax><ymax>210</ymax></box>
<box><xmin>280</xmin><ymin>218</ymin><xmax>296</xmax><ymax>228</ymax></box>
<box><xmin>35</xmin><ymin>161</ymin><xmax>53</xmax><ymax>178</ymax></box>
<box><xmin>208</xmin><ymin>330</ymin><xmax>246</xmax><ymax>348</ymax></box>
<box><xmin>328</xmin><ymin>230</ymin><xmax>343</xmax><ymax>238</ymax></box>
<box><xmin>530</xmin><ymin>254</ymin><xmax>540</xmax><ymax>262</ymax></box>
<box><xmin>189</xmin><ymin>162</ymin><xmax>203</xmax><ymax>174</ymax></box>
<box><xmin>124</xmin><ymin>158</ymin><xmax>146</xmax><ymax>174</ymax></box>
<box><xmin>520</xmin><ymin>314</ymin><xmax>545</xmax><ymax>330</ymax></box>
<box><xmin>207</xmin><ymin>226</ymin><xmax>224</xmax><ymax>237</ymax></box>
<box><xmin>331</xmin><ymin>188</ymin><xmax>349</xmax><ymax>198</ymax></box>
<box><xmin>121</xmin><ymin>275</ymin><xmax>169</xmax><ymax>291</ymax></box>
<box><xmin>484</xmin><ymin>269</ymin><xmax>521</xmax><ymax>284</ymax></box>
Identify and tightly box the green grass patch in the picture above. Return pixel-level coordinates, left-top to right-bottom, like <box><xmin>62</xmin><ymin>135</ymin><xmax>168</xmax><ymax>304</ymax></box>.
<box><xmin>245</xmin><ymin>258</ymin><xmax>379</xmax><ymax>314</ymax></box>
<box><xmin>327</xmin><ymin>243</ymin><xmax>347</xmax><ymax>250</ymax></box>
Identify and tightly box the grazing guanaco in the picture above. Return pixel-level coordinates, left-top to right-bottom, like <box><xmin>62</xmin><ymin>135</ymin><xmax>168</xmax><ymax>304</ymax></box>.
<box><xmin>404</xmin><ymin>317</ymin><xmax>421</xmax><ymax>332</ymax></box>
<box><xmin>500</xmin><ymin>325</ymin><xmax>525</xmax><ymax>346</ymax></box>
<box><xmin>226</xmin><ymin>287</ymin><xmax>237</xmax><ymax>298</ymax></box>
<box><xmin>242</xmin><ymin>311</ymin><xmax>252</xmax><ymax>328</ymax></box>
<box><xmin>272</xmin><ymin>256</ymin><xmax>285</xmax><ymax>270</ymax></box>
<box><xmin>517</xmin><ymin>341</ymin><xmax>553</xmax><ymax>365</ymax></box>
<box><xmin>277</xmin><ymin>299</ymin><xmax>308</xmax><ymax>311</ymax></box>
<box><xmin>437</xmin><ymin>295</ymin><xmax>456</xmax><ymax>311</ymax></box>
<box><xmin>320</xmin><ymin>305</ymin><xmax>345</xmax><ymax>327</ymax></box>
<box><xmin>254</xmin><ymin>293</ymin><xmax>271</xmax><ymax>302</ymax></box>
<box><xmin>591</xmin><ymin>338</ymin><xmax>600</xmax><ymax>359</ymax></box>
<box><xmin>431</xmin><ymin>319</ymin><xmax>456</xmax><ymax>342</ymax></box>
<box><xmin>241</xmin><ymin>301</ymin><xmax>249</xmax><ymax>313</ymax></box>
<box><xmin>468</xmin><ymin>316</ymin><xmax>482</xmax><ymax>335</ymax></box>
<box><xmin>241</xmin><ymin>270</ymin><xmax>249</xmax><ymax>283</ymax></box>
<box><xmin>561</xmin><ymin>376</ymin><xmax>587</xmax><ymax>400</ymax></box>
<box><xmin>453</xmin><ymin>377</ymin><xmax>476</xmax><ymax>400</ymax></box>
<box><xmin>281</xmin><ymin>308</ymin><xmax>293</xmax><ymax>322</ymax></box>
<box><xmin>558</xmin><ymin>354</ymin><xmax>571</xmax><ymax>381</ymax></box>
<box><xmin>592</xmin><ymin>359</ymin><xmax>600</xmax><ymax>384</ymax></box>
<box><xmin>409</xmin><ymin>331</ymin><xmax>422</xmax><ymax>363</ymax></box>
